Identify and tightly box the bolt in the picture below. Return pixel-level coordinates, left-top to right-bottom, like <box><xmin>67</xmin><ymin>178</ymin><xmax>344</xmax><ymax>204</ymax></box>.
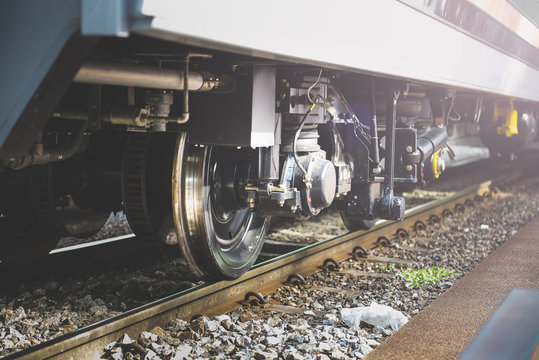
<box><xmin>248</xmin><ymin>198</ymin><xmax>255</xmax><ymax>210</ymax></box>
<box><xmin>406</xmin><ymin>146</ymin><xmax>413</xmax><ymax>153</ymax></box>
<box><xmin>290</xmin><ymin>205</ymin><xmax>297</xmax><ymax>212</ymax></box>
<box><xmin>406</xmin><ymin>165</ymin><xmax>413</xmax><ymax>172</ymax></box>
<box><xmin>278</xmin><ymin>199</ymin><xmax>285</xmax><ymax>207</ymax></box>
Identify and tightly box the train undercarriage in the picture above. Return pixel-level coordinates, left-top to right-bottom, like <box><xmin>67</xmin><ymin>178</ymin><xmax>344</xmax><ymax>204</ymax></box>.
<box><xmin>1</xmin><ymin>1</ymin><xmax>539</xmax><ymax>280</ymax></box>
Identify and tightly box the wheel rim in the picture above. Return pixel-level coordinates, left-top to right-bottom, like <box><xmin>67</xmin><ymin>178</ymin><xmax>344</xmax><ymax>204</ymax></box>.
<box><xmin>173</xmin><ymin>133</ymin><xmax>268</xmax><ymax>279</ymax></box>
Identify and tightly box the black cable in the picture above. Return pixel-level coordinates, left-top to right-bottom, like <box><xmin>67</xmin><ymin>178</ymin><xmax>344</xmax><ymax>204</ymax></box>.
<box><xmin>293</xmin><ymin>104</ymin><xmax>314</xmax><ymax>182</ymax></box>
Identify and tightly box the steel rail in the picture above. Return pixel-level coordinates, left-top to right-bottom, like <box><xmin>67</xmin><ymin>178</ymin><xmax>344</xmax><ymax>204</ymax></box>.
<box><xmin>6</xmin><ymin>174</ymin><xmax>515</xmax><ymax>360</ymax></box>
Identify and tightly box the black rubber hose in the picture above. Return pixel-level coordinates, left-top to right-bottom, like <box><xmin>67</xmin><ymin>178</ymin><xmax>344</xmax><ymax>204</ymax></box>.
<box><xmin>417</xmin><ymin>127</ymin><xmax>448</xmax><ymax>161</ymax></box>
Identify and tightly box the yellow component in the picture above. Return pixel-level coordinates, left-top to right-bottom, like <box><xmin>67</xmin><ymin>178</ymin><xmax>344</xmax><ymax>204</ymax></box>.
<box><xmin>495</xmin><ymin>100</ymin><xmax>518</xmax><ymax>137</ymax></box>
<box><xmin>268</xmin><ymin>185</ymin><xmax>285</xmax><ymax>193</ymax></box>
<box><xmin>432</xmin><ymin>152</ymin><xmax>440</xmax><ymax>179</ymax></box>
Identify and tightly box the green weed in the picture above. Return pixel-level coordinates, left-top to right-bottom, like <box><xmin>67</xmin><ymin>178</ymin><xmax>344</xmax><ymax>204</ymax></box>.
<box><xmin>379</xmin><ymin>263</ymin><xmax>396</xmax><ymax>272</ymax></box>
<box><xmin>397</xmin><ymin>266</ymin><xmax>457</xmax><ymax>288</ymax></box>
<box><xmin>379</xmin><ymin>263</ymin><xmax>457</xmax><ymax>287</ymax></box>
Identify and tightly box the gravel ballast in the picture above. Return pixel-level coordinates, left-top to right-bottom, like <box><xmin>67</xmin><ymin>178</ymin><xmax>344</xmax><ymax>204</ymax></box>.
<box><xmin>96</xmin><ymin>178</ymin><xmax>539</xmax><ymax>360</ymax></box>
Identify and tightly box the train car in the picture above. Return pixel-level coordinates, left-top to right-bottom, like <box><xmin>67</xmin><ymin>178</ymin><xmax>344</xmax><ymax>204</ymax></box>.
<box><xmin>1</xmin><ymin>0</ymin><xmax>538</xmax><ymax>279</ymax></box>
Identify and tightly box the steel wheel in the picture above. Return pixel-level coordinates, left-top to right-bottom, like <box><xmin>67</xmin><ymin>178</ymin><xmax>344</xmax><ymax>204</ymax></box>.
<box><xmin>340</xmin><ymin>212</ymin><xmax>377</xmax><ymax>231</ymax></box>
<box><xmin>339</xmin><ymin>184</ymin><xmax>379</xmax><ymax>232</ymax></box>
<box><xmin>172</xmin><ymin>133</ymin><xmax>269</xmax><ymax>280</ymax></box>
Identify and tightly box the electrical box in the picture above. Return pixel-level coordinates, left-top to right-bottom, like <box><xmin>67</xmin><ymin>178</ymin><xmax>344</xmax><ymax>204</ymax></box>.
<box><xmin>188</xmin><ymin>65</ymin><xmax>276</xmax><ymax>147</ymax></box>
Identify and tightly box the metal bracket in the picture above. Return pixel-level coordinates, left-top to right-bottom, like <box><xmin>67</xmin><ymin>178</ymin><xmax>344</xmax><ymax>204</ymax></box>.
<box><xmin>377</xmin><ymin>88</ymin><xmax>405</xmax><ymax>220</ymax></box>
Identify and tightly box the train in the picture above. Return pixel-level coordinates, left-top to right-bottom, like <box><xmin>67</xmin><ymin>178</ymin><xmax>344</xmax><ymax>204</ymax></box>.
<box><xmin>1</xmin><ymin>0</ymin><xmax>538</xmax><ymax>279</ymax></box>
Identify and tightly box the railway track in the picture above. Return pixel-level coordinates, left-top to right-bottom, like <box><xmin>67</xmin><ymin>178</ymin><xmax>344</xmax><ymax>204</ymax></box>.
<box><xmin>4</xmin><ymin>171</ymin><xmax>519</xmax><ymax>360</ymax></box>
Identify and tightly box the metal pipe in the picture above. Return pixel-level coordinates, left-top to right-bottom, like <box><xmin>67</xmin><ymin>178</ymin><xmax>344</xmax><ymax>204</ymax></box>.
<box><xmin>176</xmin><ymin>56</ymin><xmax>190</xmax><ymax>124</ymax></box>
<box><xmin>52</xmin><ymin>110</ymin><xmax>89</xmax><ymax>121</ymax></box>
<box><xmin>9</xmin><ymin>119</ymin><xmax>89</xmax><ymax>169</ymax></box>
<box><xmin>378</xmin><ymin>88</ymin><xmax>405</xmax><ymax>221</ymax></box>
<box><xmin>73</xmin><ymin>61</ymin><xmax>234</xmax><ymax>93</ymax></box>
<box><xmin>370</xmin><ymin>78</ymin><xmax>381</xmax><ymax>174</ymax></box>
<box><xmin>383</xmin><ymin>90</ymin><xmax>398</xmax><ymax>201</ymax></box>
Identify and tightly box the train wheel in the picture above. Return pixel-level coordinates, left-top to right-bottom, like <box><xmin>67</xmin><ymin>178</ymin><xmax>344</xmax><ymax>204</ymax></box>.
<box><xmin>339</xmin><ymin>183</ymin><xmax>378</xmax><ymax>232</ymax></box>
<box><xmin>339</xmin><ymin>212</ymin><xmax>377</xmax><ymax>232</ymax></box>
<box><xmin>121</xmin><ymin>133</ymin><xmax>176</xmax><ymax>244</ymax></box>
<box><xmin>172</xmin><ymin>133</ymin><xmax>269</xmax><ymax>280</ymax></box>
<box><xmin>0</xmin><ymin>166</ymin><xmax>62</xmax><ymax>263</ymax></box>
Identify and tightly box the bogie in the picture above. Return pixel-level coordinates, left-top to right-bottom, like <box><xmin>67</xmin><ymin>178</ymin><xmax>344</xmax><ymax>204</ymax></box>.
<box><xmin>1</xmin><ymin>26</ymin><xmax>538</xmax><ymax>278</ymax></box>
